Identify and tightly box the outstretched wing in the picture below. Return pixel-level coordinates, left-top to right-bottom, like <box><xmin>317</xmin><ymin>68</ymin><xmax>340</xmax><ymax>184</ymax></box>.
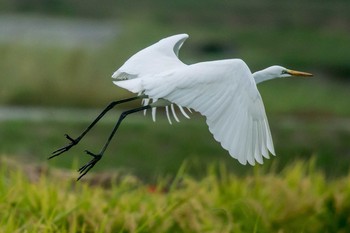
<box><xmin>112</xmin><ymin>34</ymin><xmax>190</xmax><ymax>123</ymax></box>
<box><xmin>112</xmin><ymin>33</ymin><xmax>188</xmax><ymax>90</ymax></box>
<box><xmin>142</xmin><ymin>59</ymin><xmax>275</xmax><ymax>165</ymax></box>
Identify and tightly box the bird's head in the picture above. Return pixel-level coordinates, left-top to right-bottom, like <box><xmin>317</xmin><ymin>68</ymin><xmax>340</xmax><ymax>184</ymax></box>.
<box><xmin>253</xmin><ymin>65</ymin><xmax>313</xmax><ymax>84</ymax></box>
<box><xmin>267</xmin><ymin>65</ymin><xmax>313</xmax><ymax>78</ymax></box>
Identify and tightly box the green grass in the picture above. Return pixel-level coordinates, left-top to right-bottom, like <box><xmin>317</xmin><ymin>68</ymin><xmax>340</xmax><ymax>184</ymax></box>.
<box><xmin>1</xmin><ymin>158</ymin><xmax>350</xmax><ymax>233</ymax></box>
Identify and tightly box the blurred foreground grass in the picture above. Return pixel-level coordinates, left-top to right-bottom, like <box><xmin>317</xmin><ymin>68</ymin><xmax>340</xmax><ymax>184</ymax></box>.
<box><xmin>1</xmin><ymin>158</ymin><xmax>350</xmax><ymax>233</ymax></box>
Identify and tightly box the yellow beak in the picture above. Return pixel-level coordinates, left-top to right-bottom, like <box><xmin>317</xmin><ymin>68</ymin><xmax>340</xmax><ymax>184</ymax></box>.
<box><xmin>287</xmin><ymin>69</ymin><xmax>313</xmax><ymax>77</ymax></box>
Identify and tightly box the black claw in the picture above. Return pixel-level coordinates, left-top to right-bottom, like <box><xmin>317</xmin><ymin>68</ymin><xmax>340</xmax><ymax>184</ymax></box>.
<box><xmin>84</xmin><ymin>150</ymin><xmax>95</xmax><ymax>157</ymax></box>
<box><xmin>76</xmin><ymin>150</ymin><xmax>102</xmax><ymax>181</ymax></box>
<box><xmin>65</xmin><ymin>134</ymin><xmax>74</xmax><ymax>141</ymax></box>
<box><xmin>50</xmin><ymin>134</ymin><xmax>79</xmax><ymax>159</ymax></box>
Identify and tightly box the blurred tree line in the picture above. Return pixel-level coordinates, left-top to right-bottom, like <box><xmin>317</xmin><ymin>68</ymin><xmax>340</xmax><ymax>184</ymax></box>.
<box><xmin>0</xmin><ymin>0</ymin><xmax>116</xmax><ymax>18</ymax></box>
<box><xmin>0</xmin><ymin>0</ymin><xmax>349</xmax><ymax>27</ymax></box>
<box><xmin>0</xmin><ymin>0</ymin><xmax>349</xmax><ymax>81</ymax></box>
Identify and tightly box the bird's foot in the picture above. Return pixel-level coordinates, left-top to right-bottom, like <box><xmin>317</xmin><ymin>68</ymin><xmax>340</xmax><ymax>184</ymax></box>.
<box><xmin>77</xmin><ymin>150</ymin><xmax>102</xmax><ymax>181</ymax></box>
<box><xmin>50</xmin><ymin>134</ymin><xmax>79</xmax><ymax>159</ymax></box>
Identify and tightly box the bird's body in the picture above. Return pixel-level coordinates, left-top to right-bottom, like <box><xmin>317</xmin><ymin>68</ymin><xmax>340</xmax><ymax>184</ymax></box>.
<box><xmin>113</xmin><ymin>34</ymin><xmax>278</xmax><ymax>165</ymax></box>
<box><xmin>146</xmin><ymin>59</ymin><xmax>274</xmax><ymax>165</ymax></box>
<box><xmin>51</xmin><ymin>33</ymin><xmax>312</xmax><ymax>180</ymax></box>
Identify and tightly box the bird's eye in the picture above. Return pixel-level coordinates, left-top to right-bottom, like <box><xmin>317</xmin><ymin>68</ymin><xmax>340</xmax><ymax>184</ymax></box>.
<box><xmin>281</xmin><ymin>70</ymin><xmax>288</xmax><ymax>75</ymax></box>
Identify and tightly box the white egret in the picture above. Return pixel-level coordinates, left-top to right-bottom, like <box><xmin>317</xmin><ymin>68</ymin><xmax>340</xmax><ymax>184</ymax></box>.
<box><xmin>51</xmin><ymin>33</ymin><xmax>313</xmax><ymax>180</ymax></box>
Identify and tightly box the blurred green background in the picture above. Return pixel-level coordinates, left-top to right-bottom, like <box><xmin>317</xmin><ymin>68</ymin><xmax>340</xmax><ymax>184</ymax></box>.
<box><xmin>0</xmin><ymin>0</ymin><xmax>349</xmax><ymax>181</ymax></box>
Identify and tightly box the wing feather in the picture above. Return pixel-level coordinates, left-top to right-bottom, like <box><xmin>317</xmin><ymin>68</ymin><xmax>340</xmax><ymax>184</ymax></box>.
<box><xmin>206</xmin><ymin>91</ymin><xmax>231</xmax><ymax>123</ymax></box>
<box><xmin>260</xmin><ymin>120</ymin><xmax>269</xmax><ymax>159</ymax></box>
<box><xmin>142</xmin><ymin>59</ymin><xmax>275</xmax><ymax>165</ymax></box>
<box><xmin>112</xmin><ymin>34</ymin><xmax>190</xmax><ymax>122</ymax></box>
<box><xmin>178</xmin><ymin>106</ymin><xmax>191</xmax><ymax>119</ymax></box>
<box><xmin>171</xmin><ymin>104</ymin><xmax>180</xmax><ymax>122</ymax></box>
<box><xmin>165</xmin><ymin>106</ymin><xmax>172</xmax><ymax>124</ymax></box>
<box><xmin>246</xmin><ymin>117</ymin><xmax>255</xmax><ymax>165</ymax></box>
<box><xmin>238</xmin><ymin>111</ymin><xmax>249</xmax><ymax>164</ymax></box>
<box><xmin>112</xmin><ymin>34</ymin><xmax>188</xmax><ymax>93</ymax></box>
<box><xmin>253</xmin><ymin>121</ymin><xmax>263</xmax><ymax>164</ymax></box>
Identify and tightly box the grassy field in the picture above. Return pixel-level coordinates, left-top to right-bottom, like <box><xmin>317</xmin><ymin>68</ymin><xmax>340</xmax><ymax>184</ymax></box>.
<box><xmin>1</xmin><ymin>158</ymin><xmax>350</xmax><ymax>233</ymax></box>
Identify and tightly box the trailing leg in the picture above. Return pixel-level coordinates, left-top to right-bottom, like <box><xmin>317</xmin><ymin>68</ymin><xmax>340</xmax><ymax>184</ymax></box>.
<box><xmin>50</xmin><ymin>95</ymin><xmax>145</xmax><ymax>159</ymax></box>
<box><xmin>77</xmin><ymin>105</ymin><xmax>152</xmax><ymax>180</ymax></box>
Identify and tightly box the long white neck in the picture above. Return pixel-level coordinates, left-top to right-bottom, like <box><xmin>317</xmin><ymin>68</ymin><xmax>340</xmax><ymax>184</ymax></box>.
<box><xmin>253</xmin><ymin>69</ymin><xmax>276</xmax><ymax>84</ymax></box>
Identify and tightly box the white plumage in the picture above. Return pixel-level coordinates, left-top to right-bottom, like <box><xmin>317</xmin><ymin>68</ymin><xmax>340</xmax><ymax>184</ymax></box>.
<box><xmin>113</xmin><ymin>34</ymin><xmax>190</xmax><ymax>123</ymax></box>
<box><xmin>112</xmin><ymin>33</ymin><xmax>313</xmax><ymax>166</ymax></box>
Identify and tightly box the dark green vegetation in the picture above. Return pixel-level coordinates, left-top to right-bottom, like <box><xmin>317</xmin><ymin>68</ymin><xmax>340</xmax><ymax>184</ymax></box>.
<box><xmin>1</xmin><ymin>114</ymin><xmax>350</xmax><ymax>181</ymax></box>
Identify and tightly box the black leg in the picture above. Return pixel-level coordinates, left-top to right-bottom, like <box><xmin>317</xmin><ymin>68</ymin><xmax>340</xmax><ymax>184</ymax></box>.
<box><xmin>50</xmin><ymin>95</ymin><xmax>144</xmax><ymax>159</ymax></box>
<box><xmin>77</xmin><ymin>105</ymin><xmax>152</xmax><ymax>181</ymax></box>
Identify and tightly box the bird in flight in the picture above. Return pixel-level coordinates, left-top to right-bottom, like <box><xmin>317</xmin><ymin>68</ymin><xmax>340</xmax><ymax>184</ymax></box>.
<box><xmin>50</xmin><ymin>34</ymin><xmax>313</xmax><ymax>180</ymax></box>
